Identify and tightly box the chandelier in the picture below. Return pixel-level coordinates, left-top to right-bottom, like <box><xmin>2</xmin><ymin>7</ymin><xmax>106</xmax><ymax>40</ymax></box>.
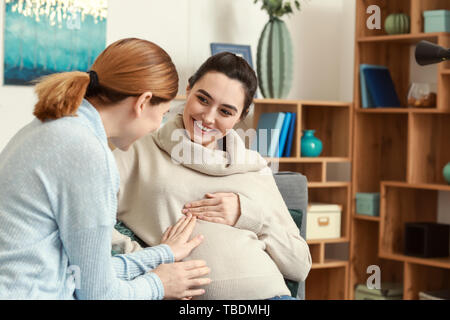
<box><xmin>5</xmin><ymin>0</ymin><xmax>108</xmax><ymax>26</ymax></box>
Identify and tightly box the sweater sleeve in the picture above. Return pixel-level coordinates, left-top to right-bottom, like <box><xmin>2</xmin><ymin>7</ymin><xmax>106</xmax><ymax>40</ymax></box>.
<box><xmin>235</xmin><ymin>176</ymin><xmax>312</xmax><ymax>282</ymax></box>
<box><xmin>63</xmin><ymin>226</ymin><xmax>166</xmax><ymax>299</ymax></box>
<box><xmin>53</xmin><ymin>137</ymin><xmax>167</xmax><ymax>299</ymax></box>
<box><xmin>111</xmin><ymin>242</ymin><xmax>174</xmax><ymax>281</ymax></box>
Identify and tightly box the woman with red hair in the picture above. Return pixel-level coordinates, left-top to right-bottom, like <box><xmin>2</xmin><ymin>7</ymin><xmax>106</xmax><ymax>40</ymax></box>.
<box><xmin>0</xmin><ymin>38</ymin><xmax>210</xmax><ymax>300</ymax></box>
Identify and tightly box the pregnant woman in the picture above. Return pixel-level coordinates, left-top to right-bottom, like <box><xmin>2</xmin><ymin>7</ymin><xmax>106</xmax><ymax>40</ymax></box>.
<box><xmin>113</xmin><ymin>52</ymin><xmax>312</xmax><ymax>300</ymax></box>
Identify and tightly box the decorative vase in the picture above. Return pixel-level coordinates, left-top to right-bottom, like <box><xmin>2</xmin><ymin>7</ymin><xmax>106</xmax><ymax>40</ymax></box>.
<box><xmin>301</xmin><ymin>130</ymin><xmax>323</xmax><ymax>157</ymax></box>
<box><xmin>443</xmin><ymin>162</ymin><xmax>450</xmax><ymax>184</ymax></box>
<box><xmin>384</xmin><ymin>13</ymin><xmax>410</xmax><ymax>35</ymax></box>
<box><xmin>257</xmin><ymin>17</ymin><xmax>293</xmax><ymax>99</ymax></box>
<box><xmin>407</xmin><ymin>83</ymin><xmax>437</xmax><ymax>108</ymax></box>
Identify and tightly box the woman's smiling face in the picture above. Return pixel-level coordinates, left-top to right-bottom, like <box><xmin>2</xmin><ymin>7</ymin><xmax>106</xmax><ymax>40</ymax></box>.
<box><xmin>183</xmin><ymin>71</ymin><xmax>245</xmax><ymax>149</ymax></box>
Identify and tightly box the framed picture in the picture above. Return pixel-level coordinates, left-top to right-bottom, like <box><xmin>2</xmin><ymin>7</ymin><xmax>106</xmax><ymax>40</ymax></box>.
<box><xmin>210</xmin><ymin>43</ymin><xmax>254</xmax><ymax>69</ymax></box>
<box><xmin>3</xmin><ymin>1</ymin><xmax>107</xmax><ymax>85</ymax></box>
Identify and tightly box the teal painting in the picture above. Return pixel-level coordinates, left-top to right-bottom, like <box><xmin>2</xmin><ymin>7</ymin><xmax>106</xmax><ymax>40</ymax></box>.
<box><xmin>3</xmin><ymin>0</ymin><xmax>107</xmax><ymax>85</ymax></box>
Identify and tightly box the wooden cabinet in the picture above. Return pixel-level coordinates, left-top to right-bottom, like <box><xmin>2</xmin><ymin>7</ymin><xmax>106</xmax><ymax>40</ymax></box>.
<box><xmin>350</xmin><ymin>0</ymin><xmax>450</xmax><ymax>300</ymax></box>
<box><xmin>252</xmin><ymin>99</ymin><xmax>352</xmax><ymax>300</ymax></box>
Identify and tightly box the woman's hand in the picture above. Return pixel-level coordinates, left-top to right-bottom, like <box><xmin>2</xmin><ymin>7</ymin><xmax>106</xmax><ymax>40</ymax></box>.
<box><xmin>152</xmin><ymin>260</ymin><xmax>211</xmax><ymax>300</ymax></box>
<box><xmin>182</xmin><ymin>192</ymin><xmax>241</xmax><ymax>226</ymax></box>
<box><xmin>161</xmin><ymin>214</ymin><xmax>204</xmax><ymax>261</ymax></box>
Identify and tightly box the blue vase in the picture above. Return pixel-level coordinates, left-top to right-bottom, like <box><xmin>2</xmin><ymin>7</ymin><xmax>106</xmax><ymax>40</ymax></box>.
<box><xmin>444</xmin><ymin>162</ymin><xmax>450</xmax><ymax>184</ymax></box>
<box><xmin>301</xmin><ymin>130</ymin><xmax>323</xmax><ymax>157</ymax></box>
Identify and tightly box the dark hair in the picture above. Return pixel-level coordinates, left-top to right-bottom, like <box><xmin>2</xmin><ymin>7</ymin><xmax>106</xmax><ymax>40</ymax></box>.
<box><xmin>188</xmin><ymin>52</ymin><xmax>257</xmax><ymax>119</ymax></box>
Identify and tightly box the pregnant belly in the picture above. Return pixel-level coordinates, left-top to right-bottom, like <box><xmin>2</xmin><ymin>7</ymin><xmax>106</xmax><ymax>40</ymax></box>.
<box><xmin>184</xmin><ymin>220</ymin><xmax>288</xmax><ymax>299</ymax></box>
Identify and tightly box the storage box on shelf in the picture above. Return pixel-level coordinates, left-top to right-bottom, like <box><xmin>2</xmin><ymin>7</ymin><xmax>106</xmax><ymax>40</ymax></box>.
<box><xmin>351</xmin><ymin>0</ymin><xmax>450</xmax><ymax>300</ymax></box>
<box><xmin>424</xmin><ymin>10</ymin><xmax>450</xmax><ymax>33</ymax></box>
<box><xmin>355</xmin><ymin>192</ymin><xmax>380</xmax><ymax>217</ymax></box>
<box><xmin>306</xmin><ymin>203</ymin><xmax>342</xmax><ymax>240</ymax></box>
<box><xmin>404</xmin><ymin>222</ymin><xmax>450</xmax><ymax>258</ymax></box>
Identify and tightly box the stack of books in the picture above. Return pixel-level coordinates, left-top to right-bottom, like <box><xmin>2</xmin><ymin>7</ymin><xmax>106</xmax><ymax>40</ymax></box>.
<box><xmin>354</xmin><ymin>283</ymin><xmax>403</xmax><ymax>300</ymax></box>
<box><xmin>419</xmin><ymin>289</ymin><xmax>450</xmax><ymax>300</ymax></box>
<box><xmin>360</xmin><ymin>64</ymin><xmax>401</xmax><ymax>108</ymax></box>
<box><xmin>252</xmin><ymin>112</ymin><xmax>296</xmax><ymax>158</ymax></box>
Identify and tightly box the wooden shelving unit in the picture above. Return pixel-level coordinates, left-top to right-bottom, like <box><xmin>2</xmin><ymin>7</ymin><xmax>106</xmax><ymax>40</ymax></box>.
<box><xmin>252</xmin><ymin>99</ymin><xmax>352</xmax><ymax>300</ymax></box>
<box><xmin>350</xmin><ymin>0</ymin><xmax>450</xmax><ymax>300</ymax></box>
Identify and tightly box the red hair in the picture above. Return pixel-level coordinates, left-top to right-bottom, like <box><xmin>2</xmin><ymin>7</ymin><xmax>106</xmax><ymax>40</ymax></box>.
<box><xmin>33</xmin><ymin>38</ymin><xmax>179</xmax><ymax>121</ymax></box>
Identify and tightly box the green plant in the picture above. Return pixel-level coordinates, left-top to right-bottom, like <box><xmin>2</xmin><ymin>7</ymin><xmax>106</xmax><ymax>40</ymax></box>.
<box><xmin>254</xmin><ymin>0</ymin><xmax>302</xmax><ymax>18</ymax></box>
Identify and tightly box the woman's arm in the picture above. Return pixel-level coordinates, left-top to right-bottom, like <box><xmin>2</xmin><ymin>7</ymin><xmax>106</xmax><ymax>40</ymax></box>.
<box><xmin>62</xmin><ymin>226</ymin><xmax>167</xmax><ymax>299</ymax></box>
<box><xmin>111</xmin><ymin>243</ymin><xmax>174</xmax><ymax>281</ymax></box>
<box><xmin>57</xmin><ymin>144</ymin><xmax>209</xmax><ymax>299</ymax></box>
<box><xmin>54</xmin><ymin>141</ymin><xmax>169</xmax><ymax>299</ymax></box>
<box><xmin>112</xmin><ymin>228</ymin><xmax>176</xmax><ymax>281</ymax></box>
<box><xmin>234</xmin><ymin>189</ymin><xmax>312</xmax><ymax>282</ymax></box>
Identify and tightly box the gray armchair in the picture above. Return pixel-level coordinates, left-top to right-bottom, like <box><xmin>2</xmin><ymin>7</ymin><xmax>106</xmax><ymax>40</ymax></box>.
<box><xmin>273</xmin><ymin>171</ymin><xmax>308</xmax><ymax>300</ymax></box>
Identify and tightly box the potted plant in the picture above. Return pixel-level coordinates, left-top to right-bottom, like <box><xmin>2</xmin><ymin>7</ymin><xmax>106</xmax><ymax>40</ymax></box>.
<box><xmin>254</xmin><ymin>0</ymin><xmax>302</xmax><ymax>98</ymax></box>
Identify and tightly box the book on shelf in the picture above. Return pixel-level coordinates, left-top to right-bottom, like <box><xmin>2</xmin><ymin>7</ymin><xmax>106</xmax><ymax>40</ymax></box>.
<box><xmin>361</xmin><ymin>64</ymin><xmax>401</xmax><ymax>108</ymax></box>
<box><xmin>419</xmin><ymin>289</ymin><xmax>450</xmax><ymax>300</ymax></box>
<box><xmin>252</xmin><ymin>112</ymin><xmax>297</xmax><ymax>158</ymax></box>
<box><xmin>360</xmin><ymin>64</ymin><xmax>384</xmax><ymax>108</ymax></box>
<box><xmin>278</xmin><ymin>112</ymin><xmax>292</xmax><ymax>157</ymax></box>
<box><xmin>354</xmin><ymin>282</ymin><xmax>403</xmax><ymax>300</ymax></box>
<box><xmin>283</xmin><ymin>112</ymin><xmax>296</xmax><ymax>157</ymax></box>
<box><xmin>252</xmin><ymin>112</ymin><xmax>286</xmax><ymax>157</ymax></box>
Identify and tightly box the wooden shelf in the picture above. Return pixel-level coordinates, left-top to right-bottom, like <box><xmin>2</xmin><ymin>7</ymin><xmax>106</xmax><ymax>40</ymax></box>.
<box><xmin>353</xmin><ymin>214</ymin><xmax>380</xmax><ymax>222</ymax></box>
<box><xmin>356</xmin><ymin>108</ymin><xmax>446</xmax><ymax>114</ymax></box>
<box><xmin>357</xmin><ymin>32</ymin><xmax>448</xmax><ymax>44</ymax></box>
<box><xmin>379</xmin><ymin>252</ymin><xmax>450</xmax><ymax>270</ymax></box>
<box><xmin>265</xmin><ymin>157</ymin><xmax>351</xmax><ymax>163</ymax></box>
<box><xmin>307</xmin><ymin>237</ymin><xmax>349</xmax><ymax>245</ymax></box>
<box><xmin>311</xmin><ymin>260</ymin><xmax>348</xmax><ymax>270</ymax></box>
<box><xmin>308</xmin><ymin>182</ymin><xmax>350</xmax><ymax>188</ymax></box>
<box><xmin>253</xmin><ymin>99</ymin><xmax>350</xmax><ymax>107</ymax></box>
<box><xmin>351</xmin><ymin>0</ymin><xmax>450</xmax><ymax>300</ymax></box>
<box><xmin>252</xmin><ymin>99</ymin><xmax>352</xmax><ymax>300</ymax></box>
<box><xmin>382</xmin><ymin>181</ymin><xmax>450</xmax><ymax>191</ymax></box>
<box><xmin>253</xmin><ymin>98</ymin><xmax>299</xmax><ymax>105</ymax></box>
<box><xmin>299</xmin><ymin>101</ymin><xmax>351</xmax><ymax>108</ymax></box>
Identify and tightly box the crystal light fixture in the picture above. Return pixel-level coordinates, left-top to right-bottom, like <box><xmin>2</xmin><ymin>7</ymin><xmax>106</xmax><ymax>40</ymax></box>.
<box><xmin>5</xmin><ymin>0</ymin><xmax>107</xmax><ymax>27</ymax></box>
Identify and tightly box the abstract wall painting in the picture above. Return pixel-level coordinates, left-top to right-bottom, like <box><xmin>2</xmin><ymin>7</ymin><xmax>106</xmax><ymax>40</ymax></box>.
<box><xmin>3</xmin><ymin>0</ymin><xmax>107</xmax><ymax>85</ymax></box>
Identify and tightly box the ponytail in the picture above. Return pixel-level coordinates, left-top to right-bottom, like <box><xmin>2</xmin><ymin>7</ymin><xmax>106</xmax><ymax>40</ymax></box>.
<box><xmin>33</xmin><ymin>71</ymin><xmax>90</xmax><ymax>121</ymax></box>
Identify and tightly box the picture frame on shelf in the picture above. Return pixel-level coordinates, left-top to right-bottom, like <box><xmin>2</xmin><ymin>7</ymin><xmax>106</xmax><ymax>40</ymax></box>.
<box><xmin>210</xmin><ymin>43</ymin><xmax>254</xmax><ymax>69</ymax></box>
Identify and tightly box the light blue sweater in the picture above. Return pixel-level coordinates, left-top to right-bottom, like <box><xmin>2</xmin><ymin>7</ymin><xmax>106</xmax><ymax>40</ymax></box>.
<box><xmin>0</xmin><ymin>99</ymin><xmax>174</xmax><ymax>299</ymax></box>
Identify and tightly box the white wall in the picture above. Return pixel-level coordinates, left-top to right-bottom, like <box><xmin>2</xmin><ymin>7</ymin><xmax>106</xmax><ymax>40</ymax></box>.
<box><xmin>0</xmin><ymin>0</ymin><xmax>448</xmax><ymax>253</ymax></box>
<box><xmin>0</xmin><ymin>0</ymin><xmax>354</xmax><ymax>151</ymax></box>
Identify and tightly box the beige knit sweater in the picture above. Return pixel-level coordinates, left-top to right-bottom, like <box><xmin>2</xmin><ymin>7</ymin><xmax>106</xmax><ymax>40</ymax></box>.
<box><xmin>112</xmin><ymin>114</ymin><xmax>312</xmax><ymax>300</ymax></box>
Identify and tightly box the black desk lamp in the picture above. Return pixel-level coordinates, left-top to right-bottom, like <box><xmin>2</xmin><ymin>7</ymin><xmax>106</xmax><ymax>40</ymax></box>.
<box><xmin>415</xmin><ymin>40</ymin><xmax>450</xmax><ymax>66</ymax></box>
